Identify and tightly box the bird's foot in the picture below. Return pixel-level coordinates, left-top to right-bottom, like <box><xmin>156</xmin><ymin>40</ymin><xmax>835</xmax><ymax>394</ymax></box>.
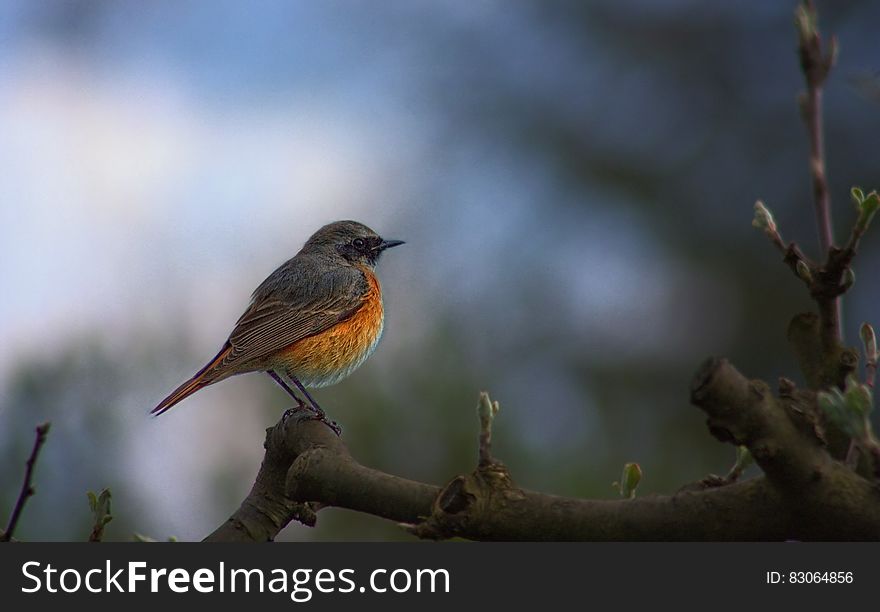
<box><xmin>282</xmin><ymin>405</ymin><xmax>341</xmax><ymax>435</ymax></box>
<box><xmin>301</xmin><ymin>401</ymin><xmax>341</xmax><ymax>435</ymax></box>
<box><xmin>282</xmin><ymin>406</ymin><xmax>315</xmax><ymax>426</ymax></box>
<box><xmin>313</xmin><ymin>413</ymin><xmax>342</xmax><ymax>436</ymax></box>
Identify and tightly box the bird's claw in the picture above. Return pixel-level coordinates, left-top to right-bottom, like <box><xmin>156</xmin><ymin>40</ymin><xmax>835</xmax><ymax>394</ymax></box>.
<box><xmin>314</xmin><ymin>413</ymin><xmax>342</xmax><ymax>436</ymax></box>
<box><xmin>283</xmin><ymin>405</ymin><xmax>341</xmax><ymax>435</ymax></box>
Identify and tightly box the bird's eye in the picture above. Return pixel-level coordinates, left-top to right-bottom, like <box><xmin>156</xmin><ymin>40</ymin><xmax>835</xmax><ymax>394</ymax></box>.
<box><xmin>352</xmin><ymin>238</ymin><xmax>366</xmax><ymax>250</ymax></box>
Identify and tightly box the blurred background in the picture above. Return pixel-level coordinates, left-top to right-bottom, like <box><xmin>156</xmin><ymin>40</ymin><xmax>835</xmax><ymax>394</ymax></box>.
<box><xmin>1</xmin><ymin>0</ymin><xmax>879</xmax><ymax>541</ymax></box>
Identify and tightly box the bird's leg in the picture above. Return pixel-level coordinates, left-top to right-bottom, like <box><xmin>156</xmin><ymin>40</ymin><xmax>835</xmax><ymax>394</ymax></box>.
<box><xmin>270</xmin><ymin>370</ymin><xmax>341</xmax><ymax>435</ymax></box>
<box><xmin>285</xmin><ymin>371</ymin><xmax>342</xmax><ymax>436</ymax></box>
<box><xmin>267</xmin><ymin>370</ymin><xmax>306</xmax><ymax>409</ymax></box>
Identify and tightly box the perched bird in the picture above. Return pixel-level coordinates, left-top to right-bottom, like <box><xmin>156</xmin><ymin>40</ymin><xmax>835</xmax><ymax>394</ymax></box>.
<box><xmin>152</xmin><ymin>220</ymin><xmax>404</xmax><ymax>432</ymax></box>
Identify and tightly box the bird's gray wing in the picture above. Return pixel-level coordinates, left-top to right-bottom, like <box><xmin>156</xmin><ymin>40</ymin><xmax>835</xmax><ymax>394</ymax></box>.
<box><xmin>219</xmin><ymin>258</ymin><xmax>368</xmax><ymax>369</ymax></box>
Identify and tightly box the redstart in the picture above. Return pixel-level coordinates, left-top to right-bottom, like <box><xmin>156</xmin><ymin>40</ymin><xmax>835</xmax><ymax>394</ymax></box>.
<box><xmin>152</xmin><ymin>220</ymin><xmax>404</xmax><ymax>432</ymax></box>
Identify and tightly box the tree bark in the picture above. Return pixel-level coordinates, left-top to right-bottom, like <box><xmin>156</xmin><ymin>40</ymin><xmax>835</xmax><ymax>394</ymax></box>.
<box><xmin>203</xmin><ymin>359</ymin><xmax>880</xmax><ymax>542</ymax></box>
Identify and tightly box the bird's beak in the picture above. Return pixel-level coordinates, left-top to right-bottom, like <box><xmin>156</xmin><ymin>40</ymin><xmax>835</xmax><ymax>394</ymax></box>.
<box><xmin>375</xmin><ymin>239</ymin><xmax>405</xmax><ymax>252</ymax></box>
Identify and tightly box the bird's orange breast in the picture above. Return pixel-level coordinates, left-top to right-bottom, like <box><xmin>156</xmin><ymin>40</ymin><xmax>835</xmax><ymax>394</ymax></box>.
<box><xmin>275</xmin><ymin>267</ymin><xmax>385</xmax><ymax>388</ymax></box>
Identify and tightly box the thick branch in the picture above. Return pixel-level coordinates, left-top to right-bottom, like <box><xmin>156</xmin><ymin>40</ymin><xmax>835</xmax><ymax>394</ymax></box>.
<box><xmin>203</xmin><ymin>410</ymin><xmax>321</xmax><ymax>542</ymax></box>
<box><xmin>692</xmin><ymin>357</ymin><xmax>827</xmax><ymax>487</ymax></box>
<box><xmin>206</xmin><ymin>396</ymin><xmax>880</xmax><ymax>541</ymax></box>
<box><xmin>691</xmin><ymin>357</ymin><xmax>880</xmax><ymax>536</ymax></box>
<box><xmin>283</xmin><ymin>407</ymin><xmax>791</xmax><ymax>540</ymax></box>
<box><xmin>287</xmin><ymin>447</ymin><xmax>437</xmax><ymax>523</ymax></box>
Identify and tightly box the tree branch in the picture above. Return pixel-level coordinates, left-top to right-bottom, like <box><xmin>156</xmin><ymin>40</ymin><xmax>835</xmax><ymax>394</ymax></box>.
<box><xmin>205</xmin><ymin>379</ymin><xmax>880</xmax><ymax>542</ymax></box>
<box><xmin>203</xmin><ymin>410</ymin><xmax>320</xmax><ymax>542</ymax></box>
<box><xmin>755</xmin><ymin>191</ymin><xmax>874</xmax><ymax>393</ymax></box>
<box><xmin>796</xmin><ymin>0</ymin><xmax>836</xmax><ymax>254</ymax></box>
<box><xmin>692</xmin><ymin>358</ymin><xmax>880</xmax><ymax>534</ymax></box>
<box><xmin>752</xmin><ymin>198</ymin><xmax>857</xmax><ymax>390</ymax></box>
<box><xmin>861</xmin><ymin>323</ymin><xmax>877</xmax><ymax>389</ymax></box>
<box><xmin>1</xmin><ymin>422</ymin><xmax>50</xmax><ymax>543</ymax></box>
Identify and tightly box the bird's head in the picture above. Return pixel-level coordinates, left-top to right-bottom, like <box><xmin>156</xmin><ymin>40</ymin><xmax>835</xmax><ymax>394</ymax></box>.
<box><xmin>303</xmin><ymin>220</ymin><xmax>404</xmax><ymax>268</ymax></box>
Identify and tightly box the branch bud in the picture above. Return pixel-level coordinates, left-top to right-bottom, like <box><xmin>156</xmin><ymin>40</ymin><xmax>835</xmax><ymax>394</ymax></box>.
<box><xmin>861</xmin><ymin>323</ymin><xmax>878</xmax><ymax>364</ymax></box>
<box><xmin>794</xmin><ymin>2</ymin><xmax>816</xmax><ymax>41</ymax></box>
<box><xmin>842</xmin><ymin>268</ymin><xmax>855</xmax><ymax>290</ymax></box>
<box><xmin>616</xmin><ymin>462</ymin><xmax>642</xmax><ymax>499</ymax></box>
<box><xmin>478</xmin><ymin>391</ymin><xmax>500</xmax><ymax>421</ymax></box>
<box><xmin>752</xmin><ymin>200</ymin><xmax>777</xmax><ymax>233</ymax></box>
<box><xmin>824</xmin><ymin>35</ymin><xmax>838</xmax><ymax>77</ymax></box>
<box><xmin>796</xmin><ymin>260</ymin><xmax>813</xmax><ymax>283</ymax></box>
<box><xmin>87</xmin><ymin>488</ymin><xmax>113</xmax><ymax>541</ymax></box>
<box><xmin>851</xmin><ymin>186</ymin><xmax>865</xmax><ymax>207</ymax></box>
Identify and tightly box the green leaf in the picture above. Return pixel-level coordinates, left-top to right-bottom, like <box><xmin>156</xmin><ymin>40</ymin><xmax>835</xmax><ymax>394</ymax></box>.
<box><xmin>843</xmin><ymin>376</ymin><xmax>873</xmax><ymax>419</ymax></box>
<box><xmin>860</xmin><ymin>191</ymin><xmax>880</xmax><ymax>218</ymax></box>
<box><xmin>818</xmin><ymin>389</ymin><xmax>851</xmax><ymax>435</ymax></box>
<box><xmin>821</xmin><ymin>378</ymin><xmax>875</xmax><ymax>439</ymax></box>
<box><xmin>851</xmin><ymin>186</ymin><xmax>865</xmax><ymax>207</ymax></box>
<box><xmin>87</xmin><ymin>488</ymin><xmax>113</xmax><ymax>540</ymax></box>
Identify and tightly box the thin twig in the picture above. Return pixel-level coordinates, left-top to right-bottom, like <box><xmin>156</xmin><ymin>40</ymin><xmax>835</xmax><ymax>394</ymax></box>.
<box><xmin>801</xmin><ymin>76</ymin><xmax>833</xmax><ymax>253</ymax></box>
<box><xmin>796</xmin><ymin>0</ymin><xmax>836</xmax><ymax>253</ymax></box>
<box><xmin>866</xmin><ymin>360</ymin><xmax>877</xmax><ymax>389</ymax></box>
<box><xmin>477</xmin><ymin>392</ymin><xmax>500</xmax><ymax>467</ymax></box>
<box><xmin>861</xmin><ymin>323</ymin><xmax>877</xmax><ymax>388</ymax></box>
<box><xmin>753</xmin><ymin>202</ymin><xmax>816</xmax><ymax>287</ymax></box>
<box><xmin>842</xmin><ymin>210</ymin><xmax>873</xmax><ymax>256</ymax></box>
<box><xmin>796</xmin><ymin>0</ymin><xmax>840</xmax><ymax>340</ymax></box>
<box><xmin>1</xmin><ymin>422</ymin><xmax>51</xmax><ymax>542</ymax></box>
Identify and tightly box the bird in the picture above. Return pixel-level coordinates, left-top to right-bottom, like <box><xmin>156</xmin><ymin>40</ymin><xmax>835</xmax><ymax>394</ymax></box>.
<box><xmin>151</xmin><ymin>220</ymin><xmax>404</xmax><ymax>433</ymax></box>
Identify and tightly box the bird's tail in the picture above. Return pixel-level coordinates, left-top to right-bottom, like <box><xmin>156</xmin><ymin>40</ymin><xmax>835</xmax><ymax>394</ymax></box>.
<box><xmin>151</xmin><ymin>343</ymin><xmax>232</xmax><ymax>416</ymax></box>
